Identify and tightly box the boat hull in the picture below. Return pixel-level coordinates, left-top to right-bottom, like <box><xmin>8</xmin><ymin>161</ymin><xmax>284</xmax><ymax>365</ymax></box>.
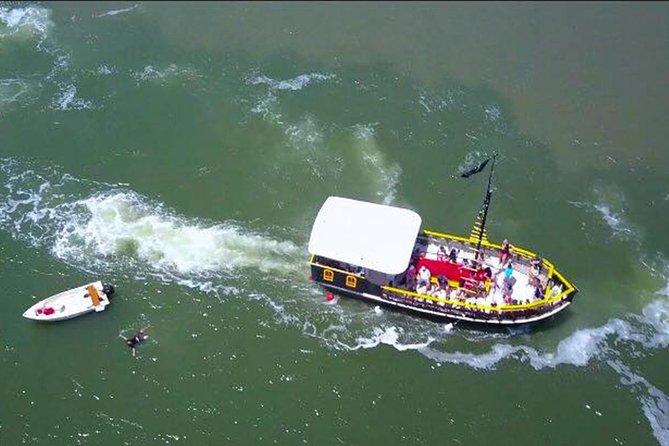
<box><xmin>22</xmin><ymin>281</ymin><xmax>112</xmax><ymax>322</ymax></box>
<box><xmin>316</xmin><ymin>281</ymin><xmax>572</xmax><ymax>325</ymax></box>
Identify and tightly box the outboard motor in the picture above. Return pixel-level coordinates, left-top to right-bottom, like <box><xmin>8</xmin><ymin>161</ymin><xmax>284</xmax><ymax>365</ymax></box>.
<box><xmin>102</xmin><ymin>283</ymin><xmax>115</xmax><ymax>297</ymax></box>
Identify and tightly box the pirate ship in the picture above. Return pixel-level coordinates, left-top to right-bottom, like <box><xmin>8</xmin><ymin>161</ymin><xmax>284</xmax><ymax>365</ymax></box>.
<box><xmin>307</xmin><ymin>155</ymin><xmax>578</xmax><ymax>325</ymax></box>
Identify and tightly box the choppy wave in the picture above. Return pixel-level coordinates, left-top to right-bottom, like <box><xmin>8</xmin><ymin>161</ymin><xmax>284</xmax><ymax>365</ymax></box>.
<box><xmin>0</xmin><ymin>6</ymin><xmax>86</xmax><ymax>113</ymax></box>
<box><xmin>569</xmin><ymin>183</ymin><xmax>641</xmax><ymax>243</ymax></box>
<box><xmin>249</xmin><ymin>73</ymin><xmax>336</xmax><ymax>91</ymax></box>
<box><xmin>609</xmin><ymin>359</ymin><xmax>669</xmax><ymax>445</ymax></box>
<box><xmin>284</xmin><ymin>115</ymin><xmax>325</xmax><ymax>150</ymax></box>
<box><xmin>0</xmin><ymin>78</ymin><xmax>29</xmax><ymax>101</ymax></box>
<box><xmin>305</xmin><ymin>272</ymin><xmax>669</xmax><ymax>443</ymax></box>
<box><xmin>94</xmin><ymin>64</ymin><xmax>118</xmax><ymax>76</ymax></box>
<box><xmin>417</xmin><ymin>88</ymin><xmax>460</xmax><ymax>113</ymax></box>
<box><xmin>0</xmin><ymin>4</ymin><xmax>96</xmax><ymax>115</ymax></box>
<box><xmin>0</xmin><ymin>78</ymin><xmax>36</xmax><ymax>112</ymax></box>
<box><xmin>248</xmin><ymin>72</ymin><xmax>399</xmax><ymax>204</ymax></box>
<box><xmin>94</xmin><ymin>4</ymin><xmax>141</xmax><ymax>18</ymax></box>
<box><xmin>248</xmin><ymin>72</ymin><xmax>336</xmax><ymax>123</ymax></box>
<box><xmin>594</xmin><ymin>203</ymin><xmax>635</xmax><ymax>238</ymax></box>
<box><xmin>0</xmin><ymin>5</ymin><xmax>52</xmax><ymax>44</ymax></box>
<box><xmin>483</xmin><ymin>104</ymin><xmax>502</xmax><ymax>122</ymax></box>
<box><xmin>334</xmin><ymin>326</ymin><xmax>435</xmax><ymax>352</ymax></box>
<box><xmin>310</xmin><ymin>280</ymin><xmax>669</xmax><ymax>369</ymax></box>
<box><xmin>352</xmin><ymin>124</ymin><xmax>400</xmax><ymax>205</ymax></box>
<box><xmin>52</xmin><ymin>83</ymin><xmax>94</xmax><ymax>110</ymax></box>
<box><xmin>592</xmin><ymin>183</ymin><xmax>639</xmax><ymax>240</ymax></box>
<box><xmin>250</xmin><ymin>89</ymin><xmax>281</xmax><ymax>124</ymax></box>
<box><xmin>131</xmin><ymin>64</ymin><xmax>202</xmax><ymax>85</ymax></box>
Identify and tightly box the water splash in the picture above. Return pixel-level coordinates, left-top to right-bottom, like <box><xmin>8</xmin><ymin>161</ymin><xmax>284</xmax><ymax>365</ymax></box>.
<box><xmin>0</xmin><ymin>158</ymin><xmax>303</xmax><ymax>283</ymax></box>
<box><xmin>94</xmin><ymin>4</ymin><xmax>141</xmax><ymax>18</ymax></box>
<box><xmin>0</xmin><ymin>5</ymin><xmax>52</xmax><ymax>44</ymax></box>
<box><xmin>592</xmin><ymin>182</ymin><xmax>639</xmax><ymax>241</ymax></box>
<box><xmin>131</xmin><ymin>64</ymin><xmax>202</xmax><ymax>86</ymax></box>
<box><xmin>52</xmin><ymin>84</ymin><xmax>94</xmax><ymax>111</ymax></box>
<box><xmin>54</xmin><ymin>192</ymin><xmax>303</xmax><ymax>275</ymax></box>
<box><xmin>0</xmin><ymin>78</ymin><xmax>36</xmax><ymax>113</ymax></box>
<box><xmin>608</xmin><ymin>359</ymin><xmax>669</xmax><ymax>445</ymax></box>
<box><xmin>352</xmin><ymin>124</ymin><xmax>400</xmax><ymax>205</ymax></box>
<box><xmin>249</xmin><ymin>73</ymin><xmax>336</xmax><ymax>91</ymax></box>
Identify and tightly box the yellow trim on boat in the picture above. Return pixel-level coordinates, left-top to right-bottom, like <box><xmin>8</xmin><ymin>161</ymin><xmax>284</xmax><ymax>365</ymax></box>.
<box><xmin>311</xmin><ymin>230</ymin><xmax>577</xmax><ymax>314</ymax></box>
<box><xmin>416</xmin><ymin>229</ymin><xmax>577</xmax><ymax>308</ymax></box>
<box><xmin>382</xmin><ymin>285</ymin><xmax>572</xmax><ymax>312</ymax></box>
<box><xmin>311</xmin><ymin>262</ymin><xmax>365</xmax><ymax>279</ymax></box>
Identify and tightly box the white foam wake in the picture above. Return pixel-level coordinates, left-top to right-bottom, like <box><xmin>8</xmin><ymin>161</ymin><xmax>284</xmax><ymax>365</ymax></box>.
<box><xmin>305</xmin><ymin>325</ymin><xmax>436</xmax><ymax>353</ymax></box>
<box><xmin>307</xmin><ymin>279</ymin><xmax>669</xmax><ymax>443</ymax></box>
<box><xmin>348</xmin><ymin>326</ymin><xmax>435</xmax><ymax>352</ymax></box>
<box><xmin>417</xmin><ymin>88</ymin><xmax>460</xmax><ymax>113</ymax></box>
<box><xmin>0</xmin><ymin>5</ymin><xmax>52</xmax><ymax>43</ymax></box>
<box><xmin>248</xmin><ymin>71</ymin><xmax>336</xmax><ymax>125</ymax></box>
<box><xmin>52</xmin><ymin>84</ymin><xmax>94</xmax><ymax>111</ymax></box>
<box><xmin>0</xmin><ymin>78</ymin><xmax>35</xmax><ymax>112</ymax></box>
<box><xmin>390</xmin><ymin>288</ymin><xmax>669</xmax><ymax>372</ymax></box>
<box><xmin>94</xmin><ymin>4</ymin><xmax>140</xmax><ymax>18</ymax></box>
<box><xmin>592</xmin><ymin>182</ymin><xmax>639</xmax><ymax>241</ymax></box>
<box><xmin>131</xmin><ymin>64</ymin><xmax>202</xmax><ymax>85</ymax></box>
<box><xmin>247</xmin><ymin>72</ymin><xmax>400</xmax><ymax>205</ymax></box>
<box><xmin>0</xmin><ymin>159</ymin><xmax>303</xmax><ymax>282</ymax></box>
<box><xmin>352</xmin><ymin>124</ymin><xmax>400</xmax><ymax>205</ymax></box>
<box><xmin>249</xmin><ymin>73</ymin><xmax>336</xmax><ymax>91</ymax></box>
<box><xmin>593</xmin><ymin>203</ymin><xmax>635</xmax><ymax>239</ymax></box>
<box><xmin>0</xmin><ymin>5</ymin><xmax>92</xmax><ymax>113</ymax></box>
<box><xmin>53</xmin><ymin>192</ymin><xmax>302</xmax><ymax>275</ymax></box>
<box><xmin>608</xmin><ymin>360</ymin><xmax>669</xmax><ymax>445</ymax></box>
<box><xmin>322</xmin><ymin>318</ymin><xmax>632</xmax><ymax>370</ymax></box>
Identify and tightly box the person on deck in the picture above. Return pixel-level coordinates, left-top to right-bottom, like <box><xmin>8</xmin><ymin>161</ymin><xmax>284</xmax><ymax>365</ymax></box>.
<box><xmin>528</xmin><ymin>256</ymin><xmax>543</xmax><ymax>286</ymax></box>
<box><xmin>501</xmin><ymin>266</ymin><xmax>516</xmax><ymax>304</ymax></box>
<box><xmin>499</xmin><ymin>239</ymin><xmax>512</xmax><ymax>265</ymax></box>
<box><xmin>417</xmin><ymin>265</ymin><xmax>431</xmax><ymax>288</ymax></box>
<box><xmin>476</xmin><ymin>250</ymin><xmax>486</xmax><ymax>264</ymax></box>
<box><xmin>448</xmin><ymin>247</ymin><xmax>458</xmax><ymax>263</ymax></box>
<box><xmin>403</xmin><ymin>264</ymin><xmax>417</xmax><ymax>287</ymax></box>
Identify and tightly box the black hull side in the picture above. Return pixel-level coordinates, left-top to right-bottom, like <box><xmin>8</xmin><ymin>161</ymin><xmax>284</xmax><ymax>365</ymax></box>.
<box><xmin>309</xmin><ymin>262</ymin><xmax>575</xmax><ymax>326</ymax></box>
<box><xmin>313</xmin><ymin>280</ymin><xmax>573</xmax><ymax>327</ymax></box>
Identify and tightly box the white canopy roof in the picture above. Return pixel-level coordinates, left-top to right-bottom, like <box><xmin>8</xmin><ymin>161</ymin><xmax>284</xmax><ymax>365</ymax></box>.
<box><xmin>308</xmin><ymin>197</ymin><xmax>422</xmax><ymax>274</ymax></box>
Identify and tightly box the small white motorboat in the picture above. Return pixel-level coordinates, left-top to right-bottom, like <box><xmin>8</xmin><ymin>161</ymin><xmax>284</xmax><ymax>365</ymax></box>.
<box><xmin>22</xmin><ymin>281</ymin><xmax>115</xmax><ymax>322</ymax></box>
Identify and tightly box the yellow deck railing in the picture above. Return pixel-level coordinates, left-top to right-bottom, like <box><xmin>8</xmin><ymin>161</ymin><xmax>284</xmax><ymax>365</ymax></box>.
<box><xmin>417</xmin><ymin>229</ymin><xmax>577</xmax><ymax>312</ymax></box>
<box><xmin>309</xmin><ymin>232</ymin><xmax>577</xmax><ymax>313</ymax></box>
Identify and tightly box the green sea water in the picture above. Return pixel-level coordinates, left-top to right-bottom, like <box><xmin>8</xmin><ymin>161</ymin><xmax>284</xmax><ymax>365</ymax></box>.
<box><xmin>1</xmin><ymin>2</ymin><xmax>669</xmax><ymax>445</ymax></box>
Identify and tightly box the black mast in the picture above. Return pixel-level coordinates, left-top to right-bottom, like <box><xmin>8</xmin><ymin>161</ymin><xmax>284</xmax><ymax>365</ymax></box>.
<box><xmin>474</xmin><ymin>153</ymin><xmax>497</xmax><ymax>254</ymax></box>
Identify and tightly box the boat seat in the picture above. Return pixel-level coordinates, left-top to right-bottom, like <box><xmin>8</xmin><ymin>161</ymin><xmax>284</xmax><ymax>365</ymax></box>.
<box><xmin>87</xmin><ymin>285</ymin><xmax>102</xmax><ymax>306</ymax></box>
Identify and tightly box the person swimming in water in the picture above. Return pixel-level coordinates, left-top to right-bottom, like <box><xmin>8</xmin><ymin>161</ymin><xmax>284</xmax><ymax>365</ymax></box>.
<box><xmin>121</xmin><ymin>325</ymin><xmax>151</xmax><ymax>357</ymax></box>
